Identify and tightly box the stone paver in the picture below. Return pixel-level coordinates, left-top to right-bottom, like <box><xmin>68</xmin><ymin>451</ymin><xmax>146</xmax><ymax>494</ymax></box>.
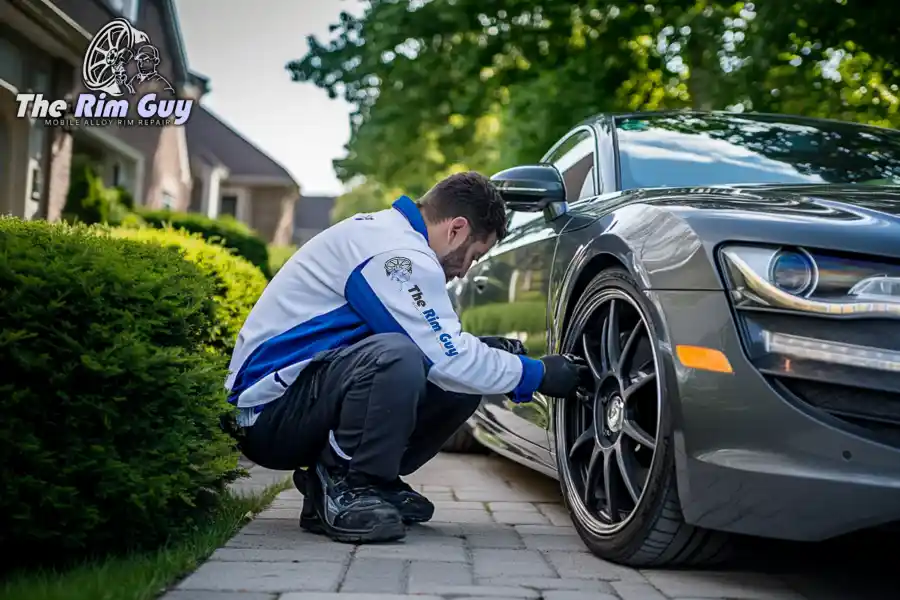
<box><xmin>163</xmin><ymin>453</ymin><xmax>892</xmax><ymax>600</ymax></box>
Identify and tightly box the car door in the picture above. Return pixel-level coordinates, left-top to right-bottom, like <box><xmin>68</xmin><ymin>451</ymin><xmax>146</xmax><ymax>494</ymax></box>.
<box><xmin>461</xmin><ymin>127</ymin><xmax>601</xmax><ymax>468</ymax></box>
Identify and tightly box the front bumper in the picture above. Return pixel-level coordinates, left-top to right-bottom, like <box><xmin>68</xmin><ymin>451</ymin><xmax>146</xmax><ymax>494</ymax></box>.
<box><xmin>649</xmin><ymin>289</ymin><xmax>900</xmax><ymax>542</ymax></box>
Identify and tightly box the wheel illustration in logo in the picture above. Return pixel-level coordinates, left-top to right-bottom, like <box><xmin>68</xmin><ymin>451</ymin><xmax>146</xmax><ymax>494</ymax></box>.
<box><xmin>384</xmin><ymin>257</ymin><xmax>413</xmax><ymax>284</ymax></box>
<box><xmin>82</xmin><ymin>18</ymin><xmax>151</xmax><ymax>97</ymax></box>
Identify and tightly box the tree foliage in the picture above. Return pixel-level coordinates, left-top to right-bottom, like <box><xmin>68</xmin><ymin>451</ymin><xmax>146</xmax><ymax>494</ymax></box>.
<box><xmin>288</xmin><ymin>0</ymin><xmax>900</xmax><ymax>194</ymax></box>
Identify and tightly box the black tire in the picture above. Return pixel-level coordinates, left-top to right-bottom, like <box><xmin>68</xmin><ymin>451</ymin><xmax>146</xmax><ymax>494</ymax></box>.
<box><xmin>554</xmin><ymin>267</ymin><xmax>732</xmax><ymax>567</ymax></box>
<box><xmin>441</xmin><ymin>424</ymin><xmax>485</xmax><ymax>454</ymax></box>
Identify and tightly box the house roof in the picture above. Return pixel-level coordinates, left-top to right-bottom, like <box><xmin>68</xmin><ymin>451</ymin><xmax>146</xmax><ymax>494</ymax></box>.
<box><xmin>189</xmin><ymin>70</ymin><xmax>211</xmax><ymax>97</ymax></box>
<box><xmin>186</xmin><ymin>106</ymin><xmax>297</xmax><ymax>186</ymax></box>
<box><xmin>294</xmin><ymin>195</ymin><xmax>336</xmax><ymax>230</ymax></box>
<box><xmin>161</xmin><ymin>0</ymin><xmax>190</xmax><ymax>86</ymax></box>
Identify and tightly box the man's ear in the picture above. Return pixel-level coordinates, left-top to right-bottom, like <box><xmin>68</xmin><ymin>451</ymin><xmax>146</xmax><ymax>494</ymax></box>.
<box><xmin>448</xmin><ymin>216</ymin><xmax>470</xmax><ymax>242</ymax></box>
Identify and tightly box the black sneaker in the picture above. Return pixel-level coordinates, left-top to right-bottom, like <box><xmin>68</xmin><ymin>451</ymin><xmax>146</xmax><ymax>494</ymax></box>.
<box><xmin>381</xmin><ymin>478</ymin><xmax>434</xmax><ymax>524</ymax></box>
<box><xmin>293</xmin><ymin>469</ymin><xmax>325</xmax><ymax>535</ymax></box>
<box><xmin>305</xmin><ymin>463</ymin><xmax>406</xmax><ymax>543</ymax></box>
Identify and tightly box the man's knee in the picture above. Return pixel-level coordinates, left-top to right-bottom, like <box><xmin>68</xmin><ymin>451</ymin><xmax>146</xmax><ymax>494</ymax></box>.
<box><xmin>458</xmin><ymin>392</ymin><xmax>481</xmax><ymax>415</ymax></box>
<box><xmin>367</xmin><ymin>333</ymin><xmax>428</xmax><ymax>383</ymax></box>
<box><xmin>427</xmin><ymin>385</ymin><xmax>481</xmax><ymax>418</ymax></box>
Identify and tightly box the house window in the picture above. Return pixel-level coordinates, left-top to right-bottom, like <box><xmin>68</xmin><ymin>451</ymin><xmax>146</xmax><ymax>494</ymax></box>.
<box><xmin>112</xmin><ymin>163</ymin><xmax>121</xmax><ymax>187</ymax></box>
<box><xmin>0</xmin><ymin>36</ymin><xmax>24</xmax><ymax>91</ymax></box>
<box><xmin>107</xmin><ymin>0</ymin><xmax>140</xmax><ymax>22</ymax></box>
<box><xmin>220</xmin><ymin>194</ymin><xmax>238</xmax><ymax>218</ymax></box>
<box><xmin>161</xmin><ymin>192</ymin><xmax>175</xmax><ymax>210</ymax></box>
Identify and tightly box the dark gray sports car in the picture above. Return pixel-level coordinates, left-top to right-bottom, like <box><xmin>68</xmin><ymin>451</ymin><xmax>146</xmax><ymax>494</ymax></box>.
<box><xmin>444</xmin><ymin>111</ymin><xmax>900</xmax><ymax>567</ymax></box>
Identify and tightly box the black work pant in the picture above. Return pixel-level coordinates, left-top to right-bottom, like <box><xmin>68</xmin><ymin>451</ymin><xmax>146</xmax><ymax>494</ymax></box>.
<box><xmin>239</xmin><ymin>333</ymin><xmax>481</xmax><ymax>481</ymax></box>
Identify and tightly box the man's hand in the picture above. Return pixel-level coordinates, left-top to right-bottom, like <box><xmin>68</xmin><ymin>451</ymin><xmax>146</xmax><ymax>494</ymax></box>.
<box><xmin>537</xmin><ymin>354</ymin><xmax>590</xmax><ymax>398</ymax></box>
<box><xmin>480</xmin><ymin>336</ymin><xmax>528</xmax><ymax>355</ymax></box>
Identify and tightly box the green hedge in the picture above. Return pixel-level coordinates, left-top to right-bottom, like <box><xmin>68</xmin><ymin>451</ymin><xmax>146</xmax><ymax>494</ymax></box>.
<box><xmin>460</xmin><ymin>300</ymin><xmax>547</xmax><ymax>337</ymax></box>
<box><xmin>0</xmin><ymin>218</ymin><xmax>240</xmax><ymax>569</ymax></box>
<box><xmin>62</xmin><ymin>159</ymin><xmax>132</xmax><ymax>226</ymax></box>
<box><xmin>135</xmin><ymin>209</ymin><xmax>271</xmax><ymax>277</ymax></box>
<box><xmin>110</xmin><ymin>227</ymin><xmax>268</xmax><ymax>356</ymax></box>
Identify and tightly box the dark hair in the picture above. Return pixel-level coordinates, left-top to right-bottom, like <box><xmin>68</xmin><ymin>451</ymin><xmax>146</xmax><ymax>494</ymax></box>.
<box><xmin>416</xmin><ymin>171</ymin><xmax>508</xmax><ymax>242</ymax></box>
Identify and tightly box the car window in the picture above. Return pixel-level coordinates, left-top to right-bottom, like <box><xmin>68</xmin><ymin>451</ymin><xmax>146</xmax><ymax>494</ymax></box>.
<box><xmin>614</xmin><ymin>114</ymin><xmax>900</xmax><ymax>189</ymax></box>
<box><xmin>545</xmin><ymin>130</ymin><xmax>597</xmax><ymax>202</ymax></box>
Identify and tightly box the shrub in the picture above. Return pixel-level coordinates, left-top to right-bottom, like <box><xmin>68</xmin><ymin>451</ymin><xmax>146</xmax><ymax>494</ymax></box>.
<box><xmin>117</xmin><ymin>212</ymin><xmax>146</xmax><ymax>229</ymax></box>
<box><xmin>109</xmin><ymin>227</ymin><xmax>268</xmax><ymax>356</ymax></box>
<box><xmin>0</xmin><ymin>218</ymin><xmax>240</xmax><ymax>569</ymax></box>
<box><xmin>135</xmin><ymin>208</ymin><xmax>271</xmax><ymax>277</ymax></box>
<box><xmin>62</xmin><ymin>158</ymin><xmax>131</xmax><ymax>226</ymax></box>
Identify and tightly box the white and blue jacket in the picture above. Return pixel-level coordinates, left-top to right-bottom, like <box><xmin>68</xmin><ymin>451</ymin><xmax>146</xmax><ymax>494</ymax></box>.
<box><xmin>225</xmin><ymin>196</ymin><xmax>546</xmax><ymax>426</ymax></box>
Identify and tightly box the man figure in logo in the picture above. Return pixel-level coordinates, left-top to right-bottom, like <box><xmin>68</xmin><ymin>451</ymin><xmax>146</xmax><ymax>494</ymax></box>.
<box><xmin>224</xmin><ymin>172</ymin><xmax>587</xmax><ymax>544</ymax></box>
<box><xmin>127</xmin><ymin>44</ymin><xmax>174</xmax><ymax>95</ymax></box>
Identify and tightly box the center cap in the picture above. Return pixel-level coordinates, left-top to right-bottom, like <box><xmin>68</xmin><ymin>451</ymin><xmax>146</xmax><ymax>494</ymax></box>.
<box><xmin>607</xmin><ymin>397</ymin><xmax>625</xmax><ymax>433</ymax></box>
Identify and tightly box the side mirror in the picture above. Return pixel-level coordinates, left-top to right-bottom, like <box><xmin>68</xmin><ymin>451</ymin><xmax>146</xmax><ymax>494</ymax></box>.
<box><xmin>491</xmin><ymin>165</ymin><xmax>566</xmax><ymax>212</ymax></box>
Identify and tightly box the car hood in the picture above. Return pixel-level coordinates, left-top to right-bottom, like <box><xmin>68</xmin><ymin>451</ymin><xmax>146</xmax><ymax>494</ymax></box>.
<box><xmin>626</xmin><ymin>183</ymin><xmax>900</xmax><ymax>221</ymax></box>
<box><xmin>571</xmin><ymin>183</ymin><xmax>900</xmax><ymax>260</ymax></box>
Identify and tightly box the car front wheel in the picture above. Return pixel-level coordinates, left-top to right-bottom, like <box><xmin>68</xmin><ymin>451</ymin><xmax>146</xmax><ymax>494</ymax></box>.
<box><xmin>554</xmin><ymin>267</ymin><xmax>732</xmax><ymax>567</ymax></box>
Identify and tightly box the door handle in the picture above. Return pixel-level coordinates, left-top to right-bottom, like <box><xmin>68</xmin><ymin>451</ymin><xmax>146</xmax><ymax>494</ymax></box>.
<box><xmin>472</xmin><ymin>275</ymin><xmax>489</xmax><ymax>293</ymax></box>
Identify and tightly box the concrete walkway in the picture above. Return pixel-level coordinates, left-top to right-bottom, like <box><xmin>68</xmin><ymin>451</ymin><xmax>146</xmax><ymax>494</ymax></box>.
<box><xmin>162</xmin><ymin>454</ymin><xmax>886</xmax><ymax>600</ymax></box>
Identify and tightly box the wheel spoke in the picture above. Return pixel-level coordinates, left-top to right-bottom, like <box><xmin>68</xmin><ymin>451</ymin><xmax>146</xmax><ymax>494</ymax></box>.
<box><xmin>581</xmin><ymin>334</ymin><xmax>603</xmax><ymax>381</ymax></box>
<box><xmin>619</xmin><ymin>321</ymin><xmax>644</xmax><ymax>377</ymax></box>
<box><xmin>622</xmin><ymin>418</ymin><xmax>656</xmax><ymax>450</ymax></box>
<box><xmin>568</xmin><ymin>425</ymin><xmax>595</xmax><ymax>460</ymax></box>
<box><xmin>623</xmin><ymin>371</ymin><xmax>656</xmax><ymax>401</ymax></box>
<box><xmin>583</xmin><ymin>445</ymin><xmax>603</xmax><ymax>506</ymax></box>
<box><xmin>603</xmin><ymin>300</ymin><xmax>621</xmax><ymax>372</ymax></box>
<box><xmin>615</xmin><ymin>444</ymin><xmax>642</xmax><ymax>504</ymax></box>
<box><xmin>602</xmin><ymin>449</ymin><xmax>620</xmax><ymax>521</ymax></box>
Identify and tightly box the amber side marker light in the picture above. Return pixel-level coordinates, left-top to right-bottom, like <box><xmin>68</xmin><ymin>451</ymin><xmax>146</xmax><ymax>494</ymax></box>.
<box><xmin>676</xmin><ymin>345</ymin><xmax>734</xmax><ymax>374</ymax></box>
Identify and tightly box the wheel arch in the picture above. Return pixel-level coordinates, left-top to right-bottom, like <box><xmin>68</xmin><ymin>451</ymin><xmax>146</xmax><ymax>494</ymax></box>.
<box><xmin>551</xmin><ymin>202</ymin><xmax>720</xmax><ymax>353</ymax></box>
<box><xmin>550</xmin><ymin>231</ymin><xmax>689</xmax><ymax>478</ymax></box>
<box><xmin>552</xmin><ymin>233</ymin><xmax>652</xmax><ymax>352</ymax></box>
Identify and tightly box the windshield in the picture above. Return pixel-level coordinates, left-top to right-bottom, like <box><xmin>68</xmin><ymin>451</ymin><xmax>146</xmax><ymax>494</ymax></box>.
<box><xmin>615</xmin><ymin>113</ymin><xmax>900</xmax><ymax>190</ymax></box>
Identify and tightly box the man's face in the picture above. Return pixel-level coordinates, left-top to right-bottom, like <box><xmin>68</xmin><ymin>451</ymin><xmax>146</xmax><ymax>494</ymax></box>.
<box><xmin>136</xmin><ymin>50</ymin><xmax>156</xmax><ymax>74</ymax></box>
<box><xmin>438</xmin><ymin>217</ymin><xmax>497</xmax><ymax>282</ymax></box>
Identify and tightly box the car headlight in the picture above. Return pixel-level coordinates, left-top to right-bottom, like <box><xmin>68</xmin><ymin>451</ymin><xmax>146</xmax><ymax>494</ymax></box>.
<box><xmin>719</xmin><ymin>244</ymin><xmax>900</xmax><ymax>317</ymax></box>
<box><xmin>720</xmin><ymin>244</ymin><xmax>900</xmax><ymax>376</ymax></box>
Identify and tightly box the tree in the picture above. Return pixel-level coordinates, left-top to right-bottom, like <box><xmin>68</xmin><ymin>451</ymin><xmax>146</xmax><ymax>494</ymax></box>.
<box><xmin>288</xmin><ymin>1</ymin><xmax>900</xmax><ymax>191</ymax></box>
<box><xmin>330</xmin><ymin>178</ymin><xmax>404</xmax><ymax>224</ymax></box>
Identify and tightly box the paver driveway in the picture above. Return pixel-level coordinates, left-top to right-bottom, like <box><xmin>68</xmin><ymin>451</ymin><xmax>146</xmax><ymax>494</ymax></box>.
<box><xmin>166</xmin><ymin>453</ymin><xmax>893</xmax><ymax>600</ymax></box>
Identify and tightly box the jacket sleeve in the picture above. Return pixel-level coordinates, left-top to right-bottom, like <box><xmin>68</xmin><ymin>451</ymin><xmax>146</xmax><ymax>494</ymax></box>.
<box><xmin>344</xmin><ymin>249</ymin><xmax>545</xmax><ymax>400</ymax></box>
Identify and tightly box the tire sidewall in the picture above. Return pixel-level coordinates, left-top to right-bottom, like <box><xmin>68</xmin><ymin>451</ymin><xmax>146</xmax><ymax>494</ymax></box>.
<box><xmin>554</xmin><ymin>268</ymin><xmax>676</xmax><ymax>558</ymax></box>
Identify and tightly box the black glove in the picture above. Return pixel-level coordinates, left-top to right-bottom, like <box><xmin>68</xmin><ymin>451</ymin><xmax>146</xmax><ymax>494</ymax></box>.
<box><xmin>480</xmin><ymin>336</ymin><xmax>528</xmax><ymax>355</ymax></box>
<box><xmin>538</xmin><ymin>354</ymin><xmax>590</xmax><ymax>398</ymax></box>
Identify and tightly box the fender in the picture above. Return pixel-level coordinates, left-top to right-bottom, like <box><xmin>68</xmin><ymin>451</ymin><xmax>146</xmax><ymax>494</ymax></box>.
<box><xmin>548</xmin><ymin>203</ymin><xmax>722</xmax><ymax>353</ymax></box>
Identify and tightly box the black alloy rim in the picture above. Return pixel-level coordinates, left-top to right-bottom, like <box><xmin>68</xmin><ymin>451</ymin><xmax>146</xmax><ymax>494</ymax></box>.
<box><xmin>559</xmin><ymin>289</ymin><xmax>662</xmax><ymax>533</ymax></box>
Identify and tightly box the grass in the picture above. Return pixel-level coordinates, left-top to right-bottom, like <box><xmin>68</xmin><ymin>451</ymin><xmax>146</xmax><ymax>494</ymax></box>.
<box><xmin>0</xmin><ymin>479</ymin><xmax>290</xmax><ymax>600</ymax></box>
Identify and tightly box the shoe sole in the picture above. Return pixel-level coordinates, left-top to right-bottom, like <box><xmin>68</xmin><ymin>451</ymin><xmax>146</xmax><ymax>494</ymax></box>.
<box><xmin>304</xmin><ymin>510</ymin><xmax>428</xmax><ymax>529</ymax></box>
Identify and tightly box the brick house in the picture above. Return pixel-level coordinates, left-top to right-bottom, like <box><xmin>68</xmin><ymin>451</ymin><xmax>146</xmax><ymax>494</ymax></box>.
<box><xmin>185</xmin><ymin>105</ymin><xmax>299</xmax><ymax>247</ymax></box>
<box><xmin>0</xmin><ymin>0</ymin><xmax>298</xmax><ymax>244</ymax></box>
